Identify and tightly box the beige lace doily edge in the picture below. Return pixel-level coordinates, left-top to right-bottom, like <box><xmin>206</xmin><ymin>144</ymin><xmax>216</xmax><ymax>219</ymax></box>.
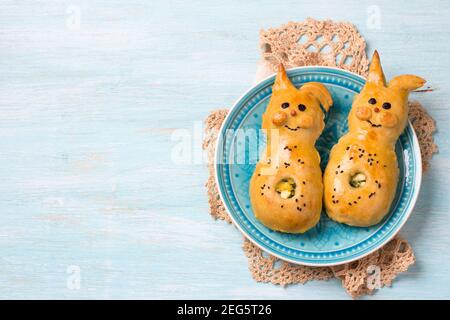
<box><xmin>203</xmin><ymin>18</ymin><xmax>438</xmax><ymax>298</ymax></box>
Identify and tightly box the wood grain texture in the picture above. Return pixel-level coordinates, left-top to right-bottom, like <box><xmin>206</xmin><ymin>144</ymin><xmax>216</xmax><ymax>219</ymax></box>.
<box><xmin>0</xmin><ymin>0</ymin><xmax>449</xmax><ymax>299</ymax></box>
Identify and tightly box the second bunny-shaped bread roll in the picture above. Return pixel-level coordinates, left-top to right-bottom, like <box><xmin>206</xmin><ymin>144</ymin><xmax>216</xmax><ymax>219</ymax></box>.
<box><xmin>323</xmin><ymin>51</ymin><xmax>425</xmax><ymax>227</ymax></box>
<box><xmin>250</xmin><ymin>65</ymin><xmax>332</xmax><ymax>233</ymax></box>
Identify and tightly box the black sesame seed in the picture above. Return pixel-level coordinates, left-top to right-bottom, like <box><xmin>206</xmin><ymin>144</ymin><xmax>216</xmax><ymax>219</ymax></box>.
<box><xmin>346</xmin><ymin>146</ymin><xmax>350</xmax><ymax>150</ymax></box>
<box><xmin>382</xmin><ymin>102</ymin><xmax>391</xmax><ymax>110</ymax></box>
<box><xmin>348</xmin><ymin>202</ymin><xmax>352</xmax><ymax>206</ymax></box>
<box><xmin>298</xmin><ymin>104</ymin><xmax>306</xmax><ymax>111</ymax></box>
<box><xmin>281</xmin><ymin>102</ymin><xmax>290</xmax><ymax>109</ymax></box>
<box><xmin>368</xmin><ymin>98</ymin><xmax>377</xmax><ymax>104</ymax></box>
<box><xmin>354</xmin><ymin>201</ymin><xmax>357</xmax><ymax>204</ymax></box>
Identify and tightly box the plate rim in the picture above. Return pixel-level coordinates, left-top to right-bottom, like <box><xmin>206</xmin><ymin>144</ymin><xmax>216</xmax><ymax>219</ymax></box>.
<box><xmin>214</xmin><ymin>66</ymin><xmax>422</xmax><ymax>266</ymax></box>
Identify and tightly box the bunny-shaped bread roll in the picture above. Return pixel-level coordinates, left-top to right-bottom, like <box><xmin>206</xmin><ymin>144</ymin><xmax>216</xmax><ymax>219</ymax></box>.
<box><xmin>249</xmin><ymin>65</ymin><xmax>332</xmax><ymax>233</ymax></box>
<box><xmin>323</xmin><ymin>51</ymin><xmax>425</xmax><ymax>227</ymax></box>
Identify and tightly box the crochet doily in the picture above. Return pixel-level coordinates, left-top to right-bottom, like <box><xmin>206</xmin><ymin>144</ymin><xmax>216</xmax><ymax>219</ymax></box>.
<box><xmin>203</xmin><ymin>19</ymin><xmax>437</xmax><ymax>298</ymax></box>
<box><xmin>259</xmin><ymin>19</ymin><xmax>369</xmax><ymax>76</ymax></box>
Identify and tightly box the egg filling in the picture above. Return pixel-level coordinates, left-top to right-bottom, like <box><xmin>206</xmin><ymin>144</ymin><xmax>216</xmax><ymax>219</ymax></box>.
<box><xmin>275</xmin><ymin>178</ymin><xmax>296</xmax><ymax>199</ymax></box>
<box><xmin>349</xmin><ymin>173</ymin><xmax>367</xmax><ymax>188</ymax></box>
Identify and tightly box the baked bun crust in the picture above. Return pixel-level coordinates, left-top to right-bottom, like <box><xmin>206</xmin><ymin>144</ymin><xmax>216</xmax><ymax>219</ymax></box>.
<box><xmin>249</xmin><ymin>65</ymin><xmax>332</xmax><ymax>233</ymax></box>
<box><xmin>324</xmin><ymin>51</ymin><xmax>425</xmax><ymax>226</ymax></box>
<box><xmin>250</xmin><ymin>147</ymin><xmax>323</xmax><ymax>233</ymax></box>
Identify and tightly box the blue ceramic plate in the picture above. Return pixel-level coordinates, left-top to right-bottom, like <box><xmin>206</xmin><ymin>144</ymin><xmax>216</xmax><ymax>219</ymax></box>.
<box><xmin>215</xmin><ymin>67</ymin><xmax>422</xmax><ymax>266</ymax></box>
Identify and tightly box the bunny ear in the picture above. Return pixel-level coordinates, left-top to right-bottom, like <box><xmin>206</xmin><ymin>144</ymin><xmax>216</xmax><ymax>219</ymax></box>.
<box><xmin>300</xmin><ymin>82</ymin><xmax>333</xmax><ymax>112</ymax></box>
<box><xmin>367</xmin><ymin>50</ymin><xmax>386</xmax><ymax>87</ymax></box>
<box><xmin>273</xmin><ymin>64</ymin><xmax>297</xmax><ymax>94</ymax></box>
<box><xmin>388</xmin><ymin>75</ymin><xmax>426</xmax><ymax>92</ymax></box>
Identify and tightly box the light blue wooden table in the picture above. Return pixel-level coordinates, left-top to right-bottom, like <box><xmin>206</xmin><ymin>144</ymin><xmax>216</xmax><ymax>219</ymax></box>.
<box><xmin>0</xmin><ymin>0</ymin><xmax>449</xmax><ymax>299</ymax></box>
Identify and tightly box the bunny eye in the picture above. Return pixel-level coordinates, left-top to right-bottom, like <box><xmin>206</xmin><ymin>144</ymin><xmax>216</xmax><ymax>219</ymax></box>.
<box><xmin>298</xmin><ymin>104</ymin><xmax>306</xmax><ymax>112</ymax></box>
<box><xmin>368</xmin><ymin>98</ymin><xmax>377</xmax><ymax>104</ymax></box>
<box><xmin>382</xmin><ymin>102</ymin><xmax>391</xmax><ymax>110</ymax></box>
<box><xmin>281</xmin><ymin>102</ymin><xmax>290</xmax><ymax>109</ymax></box>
